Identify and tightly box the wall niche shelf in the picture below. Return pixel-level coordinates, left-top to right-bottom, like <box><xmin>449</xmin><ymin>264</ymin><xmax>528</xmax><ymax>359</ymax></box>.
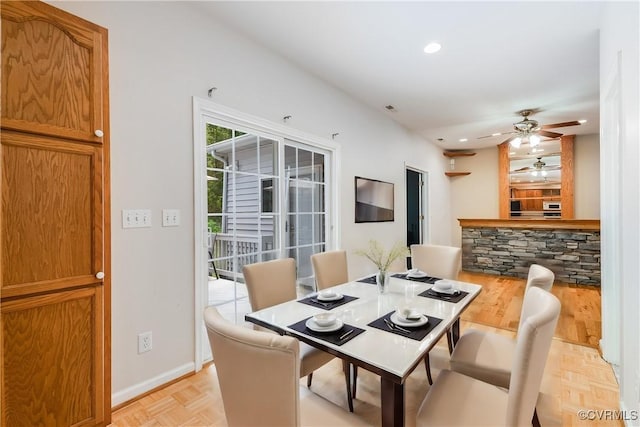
<box><xmin>443</xmin><ymin>151</ymin><xmax>475</xmax><ymax>176</ymax></box>
<box><xmin>443</xmin><ymin>151</ymin><xmax>476</xmax><ymax>158</ymax></box>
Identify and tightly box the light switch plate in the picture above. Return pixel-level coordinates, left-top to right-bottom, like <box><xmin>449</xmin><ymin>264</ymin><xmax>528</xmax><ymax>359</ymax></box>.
<box><xmin>122</xmin><ymin>209</ymin><xmax>152</xmax><ymax>228</ymax></box>
<box><xmin>162</xmin><ymin>209</ymin><xmax>180</xmax><ymax>227</ymax></box>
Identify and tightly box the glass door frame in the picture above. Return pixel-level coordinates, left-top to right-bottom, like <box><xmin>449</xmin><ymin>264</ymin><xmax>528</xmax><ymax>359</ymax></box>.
<box><xmin>192</xmin><ymin>97</ymin><xmax>340</xmax><ymax>370</ymax></box>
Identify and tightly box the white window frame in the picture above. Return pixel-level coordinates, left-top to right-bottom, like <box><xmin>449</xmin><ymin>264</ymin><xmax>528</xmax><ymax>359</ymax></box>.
<box><xmin>192</xmin><ymin>97</ymin><xmax>340</xmax><ymax>370</ymax></box>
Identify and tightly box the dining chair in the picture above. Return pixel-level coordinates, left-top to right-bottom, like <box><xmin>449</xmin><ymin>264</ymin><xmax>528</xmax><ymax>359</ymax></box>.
<box><xmin>311</xmin><ymin>250</ymin><xmax>349</xmax><ymax>291</ymax></box>
<box><xmin>410</xmin><ymin>243</ymin><xmax>462</xmax><ymax>384</ymax></box>
<box><xmin>310</xmin><ymin>250</ymin><xmax>359</xmax><ymax>400</ymax></box>
<box><xmin>416</xmin><ymin>287</ymin><xmax>560</xmax><ymax>426</ymax></box>
<box><xmin>242</xmin><ymin>258</ymin><xmax>356</xmax><ymax>412</ymax></box>
<box><xmin>410</xmin><ymin>244</ymin><xmax>461</xmax><ymax>282</ymax></box>
<box><xmin>203</xmin><ymin>307</ymin><xmax>369</xmax><ymax>427</ymax></box>
<box><xmin>448</xmin><ymin>263</ymin><xmax>555</xmax><ymax>388</ymax></box>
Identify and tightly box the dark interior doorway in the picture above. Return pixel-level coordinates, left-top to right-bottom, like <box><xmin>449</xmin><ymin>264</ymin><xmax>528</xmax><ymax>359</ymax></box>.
<box><xmin>406</xmin><ymin>168</ymin><xmax>424</xmax><ymax>269</ymax></box>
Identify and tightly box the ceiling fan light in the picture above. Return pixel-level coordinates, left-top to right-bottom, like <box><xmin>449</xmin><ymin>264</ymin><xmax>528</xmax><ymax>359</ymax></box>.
<box><xmin>510</xmin><ymin>137</ymin><xmax>522</xmax><ymax>148</ymax></box>
<box><xmin>529</xmin><ymin>134</ymin><xmax>541</xmax><ymax>147</ymax></box>
<box><xmin>541</xmin><ymin>170</ymin><xmax>548</xmax><ymax>177</ymax></box>
<box><xmin>532</xmin><ymin>170</ymin><xmax>538</xmax><ymax>177</ymax></box>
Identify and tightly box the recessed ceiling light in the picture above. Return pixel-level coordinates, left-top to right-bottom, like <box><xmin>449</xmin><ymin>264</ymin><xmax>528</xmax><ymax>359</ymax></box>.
<box><xmin>459</xmin><ymin>138</ymin><xmax>468</xmax><ymax>142</ymax></box>
<box><xmin>578</xmin><ymin>119</ymin><xmax>587</xmax><ymax>123</ymax></box>
<box><xmin>492</xmin><ymin>133</ymin><xmax>502</xmax><ymax>136</ymax></box>
<box><xmin>385</xmin><ymin>105</ymin><xmax>396</xmax><ymax>112</ymax></box>
<box><xmin>423</xmin><ymin>42</ymin><xmax>441</xmax><ymax>54</ymax></box>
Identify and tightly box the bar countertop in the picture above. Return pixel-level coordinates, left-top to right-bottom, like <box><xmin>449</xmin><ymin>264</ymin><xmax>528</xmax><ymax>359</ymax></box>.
<box><xmin>458</xmin><ymin>218</ymin><xmax>600</xmax><ymax>231</ymax></box>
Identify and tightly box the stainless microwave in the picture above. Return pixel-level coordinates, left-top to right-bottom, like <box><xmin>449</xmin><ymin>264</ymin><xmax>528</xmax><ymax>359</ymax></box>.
<box><xmin>543</xmin><ymin>201</ymin><xmax>561</xmax><ymax>210</ymax></box>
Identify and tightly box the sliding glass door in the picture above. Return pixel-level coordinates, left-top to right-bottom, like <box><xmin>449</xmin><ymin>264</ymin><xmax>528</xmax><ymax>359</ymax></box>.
<box><xmin>202</xmin><ymin>123</ymin><xmax>332</xmax><ymax>327</ymax></box>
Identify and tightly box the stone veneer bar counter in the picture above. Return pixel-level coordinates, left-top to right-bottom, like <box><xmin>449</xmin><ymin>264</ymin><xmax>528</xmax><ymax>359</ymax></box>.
<box><xmin>459</xmin><ymin>219</ymin><xmax>600</xmax><ymax>286</ymax></box>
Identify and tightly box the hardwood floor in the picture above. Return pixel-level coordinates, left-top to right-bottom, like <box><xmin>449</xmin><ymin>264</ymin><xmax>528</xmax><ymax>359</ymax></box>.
<box><xmin>458</xmin><ymin>271</ymin><xmax>602</xmax><ymax>348</ymax></box>
<box><xmin>110</xmin><ymin>272</ymin><xmax>617</xmax><ymax>426</ymax></box>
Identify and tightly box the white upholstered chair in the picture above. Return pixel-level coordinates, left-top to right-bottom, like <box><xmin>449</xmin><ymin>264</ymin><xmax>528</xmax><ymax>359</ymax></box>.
<box><xmin>410</xmin><ymin>244</ymin><xmax>462</xmax><ymax>384</ymax></box>
<box><xmin>243</xmin><ymin>258</ymin><xmax>355</xmax><ymax>412</ymax></box>
<box><xmin>449</xmin><ymin>263</ymin><xmax>555</xmax><ymax>388</ymax></box>
<box><xmin>204</xmin><ymin>307</ymin><xmax>369</xmax><ymax>427</ymax></box>
<box><xmin>416</xmin><ymin>286</ymin><xmax>560</xmax><ymax>426</ymax></box>
<box><xmin>410</xmin><ymin>244</ymin><xmax>461</xmax><ymax>281</ymax></box>
<box><xmin>310</xmin><ymin>250</ymin><xmax>359</xmax><ymax>400</ymax></box>
<box><xmin>311</xmin><ymin>250</ymin><xmax>349</xmax><ymax>291</ymax></box>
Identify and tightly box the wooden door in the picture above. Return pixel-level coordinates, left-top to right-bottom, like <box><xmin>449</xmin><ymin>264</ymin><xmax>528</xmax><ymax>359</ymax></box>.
<box><xmin>0</xmin><ymin>1</ymin><xmax>110</xmax><ymax>426</ymax></box>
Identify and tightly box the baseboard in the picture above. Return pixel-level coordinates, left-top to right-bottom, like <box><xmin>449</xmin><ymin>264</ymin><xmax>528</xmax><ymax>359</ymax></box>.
<box><xmin>111</xmin><ymin>362</ymin><xmax>195</xmax><ymax>407</ymax></box>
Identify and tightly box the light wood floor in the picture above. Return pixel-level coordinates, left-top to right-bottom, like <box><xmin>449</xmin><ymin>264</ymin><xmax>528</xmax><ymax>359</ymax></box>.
<box><xmin>110</xmin><ymin>272</ymin><xmax>617</xmax><ymax>426</ymax></box>
<box><xmin>458</xmin><ymin>271</ymin><xmax>602</xmax><ymax>348</ymax></box>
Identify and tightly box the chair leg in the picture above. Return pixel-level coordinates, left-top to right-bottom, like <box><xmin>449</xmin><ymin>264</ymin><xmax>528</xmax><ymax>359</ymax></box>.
<box><xmin>424</xmin><ymin>354</ymin><xmax>433</xmax><ymax>385</ymax></box>
<box><xmin>307</xmin><ymin>372</ymin><xmax>313</xmax><ymax>388</ymax></box>
<box><xmin>342</xmin><ymin>360</ymin><xmax>354</xmax><ymax>412</ymax></box>
<box><xmin>532</xmin><ymin>407</ymin><xmax>541</xmax><ymax>427</ymax></box>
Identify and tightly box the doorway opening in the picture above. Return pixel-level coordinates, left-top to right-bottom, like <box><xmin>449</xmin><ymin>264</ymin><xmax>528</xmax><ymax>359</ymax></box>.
<box><xmin>406</xmin><ymin>167</ymin><xmax>428</xmax><ymax>269</ymax></box>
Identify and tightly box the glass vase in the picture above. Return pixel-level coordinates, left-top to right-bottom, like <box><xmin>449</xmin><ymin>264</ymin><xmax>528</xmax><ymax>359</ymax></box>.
<box><xmin>376</xmin><ymin>270</ymin><xmax>390</xmax><ymax>294</ymax></box>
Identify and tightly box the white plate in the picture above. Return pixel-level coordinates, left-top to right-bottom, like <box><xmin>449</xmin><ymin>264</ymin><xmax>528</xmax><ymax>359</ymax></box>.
<box><xmin>317</xmin><ymin>292</ymin><xmax>344</xmax><ymax>302</ymax></box>
<box><xmin>305</xmin><ymin>318</ymin><xmax>344</xmax><ymax>333</ymax></box>
<box><xmin>407</xmin><ymin>270</ymin><xmax>428</xmax><ymax>279</ymax></box>
<box><xmin>391</xmin><ymin>312</ymin><xmax>429</xmax><ymax>328</ymax></box>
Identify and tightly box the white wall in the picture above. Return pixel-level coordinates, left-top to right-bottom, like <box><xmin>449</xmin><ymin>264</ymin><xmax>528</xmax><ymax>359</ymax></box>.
<box><xmin>574</xmin><ymin>134</ymin><xmax>600</xmax><ymax>219</ymax></box>
<box><xmin>599</xmin><ymin>1</ymin><xmax>640</xmax><ymax>419</ymax></box>
<box><xmin>449</xmin><ymin>147</ymin><xmax>499</xmax><ymax>246</ymax></box>
<box><xmin>49</xmin><ymin>1</ymin><xmax>452</xmax><ymax>402</ymax></box>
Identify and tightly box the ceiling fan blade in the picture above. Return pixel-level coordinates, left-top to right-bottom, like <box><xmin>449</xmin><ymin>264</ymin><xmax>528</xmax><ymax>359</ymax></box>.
<box><xmin>477</xmin><ymin>131</ymin><xmax>514</xmax><ymax>139</ymax></box>
<box><xmin>538</xmin><ymin>130</ymin><xmax>563</xmax><ymax>138</ymax></box>
<box><xmin>541</xmin><ymin>121</ymin><xmax>581</xmax><ymax>129</ymax></box>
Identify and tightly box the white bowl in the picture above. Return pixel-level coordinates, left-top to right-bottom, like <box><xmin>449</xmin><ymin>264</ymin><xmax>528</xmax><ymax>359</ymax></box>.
<box><xmin>433</xmin><ymin>279</ymin><xmax>453</xmax><ymax>292</ymax></box>
<box><xmin>313</xmin><ymin>313</ymin><xmax>337</xmax><ymax>327</ymax></box>
<box><xmin>319</xmin><ymin>290</ymin><xmax>337</xmax><ymax>299</ymax></box>
<box><xmin>396</xmin><ymin>306</ymin><xmax>422</xmax><ymax>321</ymax></box>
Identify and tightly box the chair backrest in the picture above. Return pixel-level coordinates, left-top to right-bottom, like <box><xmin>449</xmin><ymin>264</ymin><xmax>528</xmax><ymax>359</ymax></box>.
<box><xmin>204</xmin><ymin>306</ymin><xmax>301</xmax><ymax>427</ymax></box>
<box><xmin>517</xmin><ymin>264</ymin><xmax>555</xmax><ymax>331</ymax></box>
<box><xmin>311</xmin><ymin>250</ymin><xmax>349</xmax><ymax>291</ymax></box>
<box><xmin>410</xmin><ymin>244</ymin><xmax>461</xmax><ymax>280</ymax></box>
<box><xmin>243</xmin><ymin>258</ymin><xmax>297</xmax><ymax>311</ymax></box>
<box><xmin>525</xmin><ymin>264</ymin><xmax>555</xmax><ymax>293</ymax></box>
<box><xmin>506</xmin><ymin>287</ymin><xmax>560</xmax><ymax>426</ymax></box>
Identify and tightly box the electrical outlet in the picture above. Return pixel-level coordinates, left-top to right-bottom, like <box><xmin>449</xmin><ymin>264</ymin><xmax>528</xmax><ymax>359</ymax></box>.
<box><xmin>138</xmin><ymin>331</ymin><xmax>152</xmax><ymax>354</ymax></box>
<box><xmin>162</xmin><ymin>209</ymin><xmax>180</xmax><ymax>227</ymax></box>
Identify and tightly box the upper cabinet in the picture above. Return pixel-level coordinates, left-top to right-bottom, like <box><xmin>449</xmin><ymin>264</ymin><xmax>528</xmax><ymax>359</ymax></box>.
<box><xmin>499</xmin><ymin>135</ymin><xmax>575</xmax><ymax>219</ymax></box>
<box><xmin>1</xmin><ymin>1</ymin><xmax>106</xmax><ymax>143</ymax></box>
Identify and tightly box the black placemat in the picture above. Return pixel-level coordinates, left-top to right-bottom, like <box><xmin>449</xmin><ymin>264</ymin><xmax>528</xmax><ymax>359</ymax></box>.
<box><xmin>367</xmin><ymin>311</ymin><xmax>442</xmax><ymax>341</ymax></box>
<box><xmin>418</xmin><ymin>288</ymin><xmax>468</xmax><ymax>303</ymax></box>
<box><xmin>288</xmin><ymin>317</ymin><xmax>365</xmax><ymax>346</ymax></box>
<box><xmin>392</xmin><ymin>273</ymin><xmax>441</xmax><ymax>284</ymax></box>
<box><xmin>356</xmin><ymin>275</ymin><xmax>377</xmax><ymax>285</ymax></box>
<box><xmin>298</xmin><ymin>294</ymin><xmax>358</xmax><ymax>310</ymax></box>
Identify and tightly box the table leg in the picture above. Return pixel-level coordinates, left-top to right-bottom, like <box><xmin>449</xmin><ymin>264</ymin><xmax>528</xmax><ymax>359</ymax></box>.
<box><xmin>451</xmin><ymin>318</ymin><xmax>461</xmax><ymax>346</ymax></box>
<box><xmin>380</xmin><ymin>377</ymin><xmax>404</xmax><ymax>427</ymax></box>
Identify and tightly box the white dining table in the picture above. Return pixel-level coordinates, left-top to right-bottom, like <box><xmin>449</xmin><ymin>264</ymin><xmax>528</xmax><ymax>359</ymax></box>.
<box><xmin>245</xmin><ymin>274</ymin><xmax>482</xmax><ymax>427</ymax></box>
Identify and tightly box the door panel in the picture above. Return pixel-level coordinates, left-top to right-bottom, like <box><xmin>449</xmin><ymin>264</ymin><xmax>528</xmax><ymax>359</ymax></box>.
<box><xmin>1</xmin><ymin>286</ymin><xmax>104</xmax><ymax>426</ymax></box>
<box><xmin>1</xmin><ymin>132</ymin><xmax>102</xmax><ymax>298</ymax></box>
<box><xmin>1</xmin><ymin>1</ymin><xmax>104</xmax><ymax>143</ymax></box>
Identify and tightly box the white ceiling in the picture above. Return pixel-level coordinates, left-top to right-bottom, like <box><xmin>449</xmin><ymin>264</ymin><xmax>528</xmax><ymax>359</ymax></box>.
<box><xmin>196</xmin><ymin>1</ymin><xmax>603</xmax><ymax>150</ymax></box>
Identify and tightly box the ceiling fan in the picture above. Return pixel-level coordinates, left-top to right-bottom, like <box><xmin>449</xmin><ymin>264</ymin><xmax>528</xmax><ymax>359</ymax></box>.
<box><xmin>482</xmin><ymin>109</ymin><xmax>584</xmax><ymax>148</ymax></box>
<box><xmin>513</xmin><ymin>156</ymin><xmax>561</xmax><ymax>177</ymax></box>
